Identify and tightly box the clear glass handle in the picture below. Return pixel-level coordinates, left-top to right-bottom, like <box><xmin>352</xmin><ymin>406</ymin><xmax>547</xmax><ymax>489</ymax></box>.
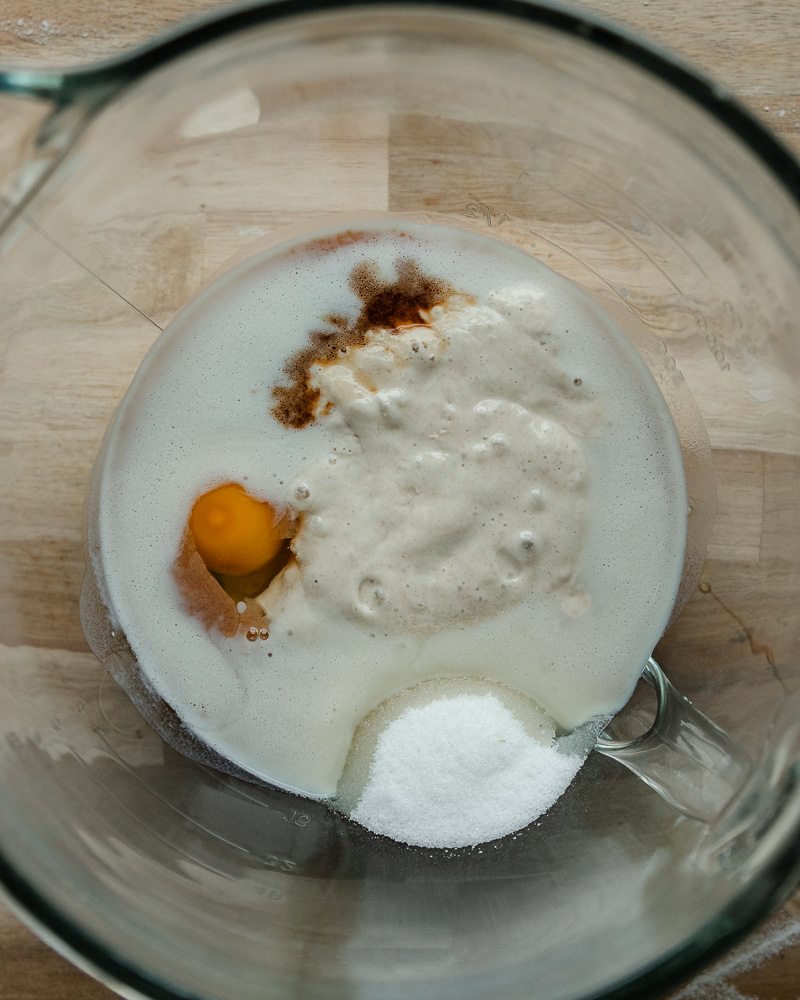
<box><xmin>596</xmin><ymin>659</ymin><xmax>754</xmax><ymax>823</ymax></box>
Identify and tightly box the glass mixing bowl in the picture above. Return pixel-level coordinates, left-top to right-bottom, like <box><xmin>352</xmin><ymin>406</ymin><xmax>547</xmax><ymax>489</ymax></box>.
<box><xmin>2</xmin><ymin>2</ymin><xmax>800</xmax><ymax>998</ymax></box>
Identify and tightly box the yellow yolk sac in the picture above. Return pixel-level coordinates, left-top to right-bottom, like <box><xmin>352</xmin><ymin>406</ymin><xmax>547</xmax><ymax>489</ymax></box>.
<box><xmin>189</xmin><ymin>483</ymin><xmax>286</xmax><ymax>576</ymax></box>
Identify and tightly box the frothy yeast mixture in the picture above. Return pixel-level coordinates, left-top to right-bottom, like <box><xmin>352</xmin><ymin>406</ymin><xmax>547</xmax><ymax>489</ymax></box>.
<box><xmin>90</xmin><ymin>223</ymin><xmax>687</xmax><ymax>799</ymax></box>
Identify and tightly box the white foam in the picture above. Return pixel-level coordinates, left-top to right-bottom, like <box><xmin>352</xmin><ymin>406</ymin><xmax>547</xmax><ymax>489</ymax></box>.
<box><xmin>88</xmin><ymin>221</ymin><xmax>688</xmax><ymax>799</ymax></box>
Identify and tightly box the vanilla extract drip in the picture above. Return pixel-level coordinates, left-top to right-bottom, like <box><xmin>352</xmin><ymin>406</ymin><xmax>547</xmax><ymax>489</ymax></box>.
<box><xmin>271</xmin><ymin>257</ymin><xmax>455</xmax><ymax>429</ymax></box>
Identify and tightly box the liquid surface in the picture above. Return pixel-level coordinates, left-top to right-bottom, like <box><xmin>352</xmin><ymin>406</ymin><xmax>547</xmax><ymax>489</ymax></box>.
<box><xmin>87</xmin><ymin>222</ymin><xmax>687</xmax><ymax>800</ymax></box>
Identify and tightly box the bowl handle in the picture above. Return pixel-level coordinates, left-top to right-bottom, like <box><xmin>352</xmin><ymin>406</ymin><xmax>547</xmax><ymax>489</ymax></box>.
<box><xmin>596</xmin><ymin>658</ymin><xmax>754</xmax><ymax>824</ymax></box>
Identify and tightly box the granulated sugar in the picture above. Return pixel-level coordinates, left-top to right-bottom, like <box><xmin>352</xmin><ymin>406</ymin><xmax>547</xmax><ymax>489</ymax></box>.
<box><xmin>350</xmin><ymin>693</ymin><xmax>585</xmax><ymax>848</ymax></box>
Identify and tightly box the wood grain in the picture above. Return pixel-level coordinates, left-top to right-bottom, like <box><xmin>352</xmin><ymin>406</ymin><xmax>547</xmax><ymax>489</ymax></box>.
<box><xmin>0</xmin><ymin>906</ymin><xmax>115</xmax><ymax>1000</ymax></box>
<box><xmin>0</xmin><ymin>2</ymin><xmax>799</xmax><ymax>999</ymax></box>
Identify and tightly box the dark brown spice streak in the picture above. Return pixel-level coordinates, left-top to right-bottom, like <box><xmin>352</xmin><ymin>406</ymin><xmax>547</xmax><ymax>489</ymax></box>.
<box><xmin>172</xmin><ymin>529</ymin><xmax>267</xmax><ymax>638</ymax></box>
<box><xmin>271</xmin><ymin>256</ymin><xmax>456</xmax><ymax>429</ymax></box>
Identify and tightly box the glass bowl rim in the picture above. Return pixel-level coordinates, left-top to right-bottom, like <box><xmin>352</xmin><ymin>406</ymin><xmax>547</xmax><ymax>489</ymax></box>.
<box><xmin>1</xmin><ymin>1</ymin><xmax>800</xmax><ymax>998</ymax></box>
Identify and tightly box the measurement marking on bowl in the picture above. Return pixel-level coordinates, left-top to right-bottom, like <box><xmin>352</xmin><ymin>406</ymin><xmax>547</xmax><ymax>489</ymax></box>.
<box><xmin>566</xmin><ymin>159</ymin><xmax>710</xmax><ymax>280</ymax></box>
<box><xmin>656</xmin><ymin>341</ymin><xmax>679</xmax><ymax>372</ymax></box>
<box><xmin>696</xmin><ymin>315</ymin><xmax>731</xmax><ymax>371</ymax></box>
<box><xmin>261</xmin><ymin>854</ymin><xmax>297</xmax><ymax>872</ymax></box>
<box><xmin>527</xmin><ymin>228</ymin><xmax>611</xmax><ymax>290</ymax></box>
<box><xmin>547</xmin><ymin>183</ymin><xmax>686</xmax><ymax>298</ymax></box>
<box><xmin>462</xmin><ymin>201</ymin><xmax>510</xmax><ymax>227</ymax></box>
<box><xmin>252</xmin><ymin>887</ymin><xmax>285</xmax><ymax>902</ymax></box>
<box><xmin>282</xmin><ymin>809</ymin><xmax>311</xmax><ymax>827</ymax></box>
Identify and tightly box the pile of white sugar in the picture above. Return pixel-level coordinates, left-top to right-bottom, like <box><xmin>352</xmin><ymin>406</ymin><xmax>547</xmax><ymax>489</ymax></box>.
<box><xmin>350</xmin><ymin>693</ymin><xmax>585</xmax><ymax>848</ymax></box>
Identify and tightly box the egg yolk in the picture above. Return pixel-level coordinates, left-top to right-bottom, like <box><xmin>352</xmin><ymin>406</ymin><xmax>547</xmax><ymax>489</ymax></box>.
<box><xmin>189</xmin><ymin>483</ymin><xmax>285</xmax><ymax>576</ymax></box>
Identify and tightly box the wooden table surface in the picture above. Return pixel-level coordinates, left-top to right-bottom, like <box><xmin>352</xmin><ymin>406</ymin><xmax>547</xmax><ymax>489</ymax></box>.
<box><xmin>1</xmin><ymin>1</ymin><xmax>800</xmax><ymax>998</ymax></box>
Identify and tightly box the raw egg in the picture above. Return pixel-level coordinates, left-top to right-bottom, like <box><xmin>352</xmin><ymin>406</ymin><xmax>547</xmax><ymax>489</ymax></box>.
<box><xmin>189</xmin><ymin>483</ymin><xmax>285</xmax><ymax>576</ymax></box>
